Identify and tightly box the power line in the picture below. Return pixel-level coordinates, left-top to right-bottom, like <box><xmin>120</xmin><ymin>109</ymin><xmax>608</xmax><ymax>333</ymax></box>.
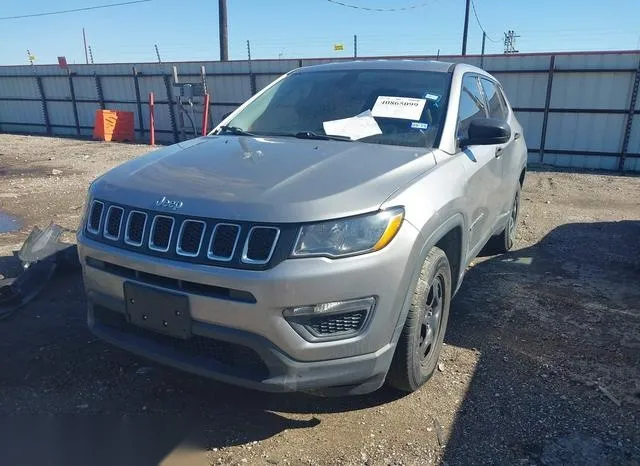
<box><xmin>326</xmin><ymin>0</ymin><xmax>433</xmax><ymax>12</ymax></box>
<box><xmin>470</xmin><ymin>0</ymin><xmax>500</xmax><ymax>43</ymax></box>
<box><xmin>0</xmin><ymin>0</ymin><xmax>153</xmax><ymax>21</ymax></box>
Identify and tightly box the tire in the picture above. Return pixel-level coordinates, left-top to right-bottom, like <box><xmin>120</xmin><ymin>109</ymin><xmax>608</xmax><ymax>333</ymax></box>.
<box><xmin>485</xmin><ymin>184</ymin><xmax>521</xmax><ymax>255</ymax></box>
<box><xmin>386</xmin><ymin>246</ymin><xmax>452</xmax><ymax>393</ymax></box>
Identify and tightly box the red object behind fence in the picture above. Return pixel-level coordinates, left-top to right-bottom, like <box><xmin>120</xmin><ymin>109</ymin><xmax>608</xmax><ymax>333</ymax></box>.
<box><xmin>201</xmin><ymin>93</ymin><xmax>210</xmax><ymax>136</ymax></box>
<box><xmin>93</xmin><ymin>110</ymin><xmax>134</xmax><ymax>142</ymax></box>
<box><xmin>149</xmin><ymin>92</ymin><xmax>155</xmax><ymax>146</ymax></box>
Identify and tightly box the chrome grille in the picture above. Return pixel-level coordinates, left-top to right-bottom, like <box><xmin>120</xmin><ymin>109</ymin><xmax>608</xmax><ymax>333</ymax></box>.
<box><xmin>103</xmin><ymin>206</ymin><xmax>124</xmax><ymax>240</ymax></box>
<box><xmin>242</xmin><ymin>227</ymin><xmax>280</xmax><ymax>264</ymax></box>
<box><xmin>87</xmin><ymin>201</ymin><xmax>104</xmax><ymax>234</ymax></box>
<box><xmin>124</xmin><ymin>211</ymin><xmax>147</xmax><ymax>246</ymax></box>
<box><xmin>149</xmin><ymin>215</ymin><xmax>174</xmax><ymax>252</ymax></box>
<box><xmin>208</xmin><ymin>223</ymin><xmax>240</xmax><ymax>261</ymax></box>
<box><xmin>85</xmin><ymin>201</ymin><xmax>282</xmax><ymax>268</ymax></box>
<box><xmin>177</xmin><ymin>220</ymin><xmax>206</xmax><ymax>257</ymax></box>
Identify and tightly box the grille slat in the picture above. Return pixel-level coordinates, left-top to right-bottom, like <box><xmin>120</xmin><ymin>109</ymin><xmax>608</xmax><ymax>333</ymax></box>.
<box><xmin>149</xmin><ymin>215</ymin><xmax>175</xmax><ymax>252</ymax></box>
<box><xmin>242</xmin><ymin>227</ymin><xmax>280</xmax><ymax>264</ymax></box>
<box><xmin>125</xmin><ymin>211</ymin><xmax>147</xmax><ymax>246</ymax></box>
<box><xmin>208</xmin><ymin>223</ymin><xmax>240</xmax><ymax>261</ymax></box>
<box><xmin>87</xmin><ymin>201</ymin><xmax>104</xmax><ymax>234</ymax></box>
<box><xmin>103</xmin><ymin>206</ymin><xmax>124</xmax><ymax>240</ymax></box>
<box><xmin>177</xmin><ymin>220</ymin><xmax>206</xmax><ymax>257</ymax></box>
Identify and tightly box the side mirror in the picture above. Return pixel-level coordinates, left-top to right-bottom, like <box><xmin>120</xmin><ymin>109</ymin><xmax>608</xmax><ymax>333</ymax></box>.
<box><xmin>459</xmin><ymin>118</ymin><xmax>511</xmax><ymax>147</ymax></box>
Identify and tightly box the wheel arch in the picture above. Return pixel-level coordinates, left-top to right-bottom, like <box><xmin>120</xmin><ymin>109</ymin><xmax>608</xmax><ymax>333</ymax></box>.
<box><xmin>389</xmin><ymin>213</ymin><xmax>466</xmax><ymax>347</ymax></box>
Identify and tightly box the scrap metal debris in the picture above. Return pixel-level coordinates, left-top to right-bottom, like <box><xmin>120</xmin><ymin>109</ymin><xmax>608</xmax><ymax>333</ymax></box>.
<box><xmin>0</xmin><ymin>223</ymin><xmax>79</xmax><ymax>319</ymax></box>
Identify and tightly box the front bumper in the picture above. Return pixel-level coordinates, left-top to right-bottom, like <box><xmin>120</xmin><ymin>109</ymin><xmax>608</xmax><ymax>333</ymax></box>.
<box><xmin>77</xmin><ymin>222</ymin><xmax>419</xmax><ymax>393</ymax></box>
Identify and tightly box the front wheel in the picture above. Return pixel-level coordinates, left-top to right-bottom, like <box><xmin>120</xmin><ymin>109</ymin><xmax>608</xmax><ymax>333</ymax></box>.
<box><xmin>386</xmin><ymin>246</ymin><xmax>451</xmax><ymax>392</ymax></box>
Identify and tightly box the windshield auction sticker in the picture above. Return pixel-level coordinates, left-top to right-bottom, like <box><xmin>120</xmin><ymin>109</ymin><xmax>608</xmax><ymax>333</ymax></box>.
<box><xmin>372</xmin><ymin>96</ymin><xmax>427</xmax><ymax>120</ymax></box>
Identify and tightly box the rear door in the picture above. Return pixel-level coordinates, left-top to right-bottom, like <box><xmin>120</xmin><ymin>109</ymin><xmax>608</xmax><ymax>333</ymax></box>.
<box><xmin>479</xmin><ymin>77</ymin><xmax>521</xmax><ymax>220</ymax></box>
<box><xmin>457</xmin><ymin>74</ymin><xmax>504</xmax><ymax>258</ymax></box>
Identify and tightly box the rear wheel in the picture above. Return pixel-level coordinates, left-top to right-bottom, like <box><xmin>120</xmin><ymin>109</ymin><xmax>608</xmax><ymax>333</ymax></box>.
<box><xmin>386</xmin><ymin>246</ymin><xmax>451</xmax><ymax>392</ymax></box>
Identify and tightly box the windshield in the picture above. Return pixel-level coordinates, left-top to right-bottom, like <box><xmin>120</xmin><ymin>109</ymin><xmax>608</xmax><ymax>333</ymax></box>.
<box><xmin>222</xmin><ymin>68</ymin><xmax>451</xmax><ymax>149</ymax></box>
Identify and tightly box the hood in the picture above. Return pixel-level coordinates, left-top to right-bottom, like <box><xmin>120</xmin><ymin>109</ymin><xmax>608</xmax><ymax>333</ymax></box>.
<box><xmin>92</xmin><ymin>136</ymin><xmax>437</xmax><ymax>223</ymax></box>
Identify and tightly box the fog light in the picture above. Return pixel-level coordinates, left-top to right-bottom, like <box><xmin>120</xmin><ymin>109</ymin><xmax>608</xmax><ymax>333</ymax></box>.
<box><xmin>283</xmin><ymin>296</ymin><xmax>376</xmax><ymax>317</ymax></box>
<box><xmin>283</xmin><ymin>297</ymin><xmax>376</xmax><ymax>341</ymax></box>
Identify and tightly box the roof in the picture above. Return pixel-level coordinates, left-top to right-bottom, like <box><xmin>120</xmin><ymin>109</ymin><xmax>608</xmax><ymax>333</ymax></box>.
<box><xmin>296</xmin><ymin>59</ymin><xmax>456</xmax><ymax>74</ymax></box>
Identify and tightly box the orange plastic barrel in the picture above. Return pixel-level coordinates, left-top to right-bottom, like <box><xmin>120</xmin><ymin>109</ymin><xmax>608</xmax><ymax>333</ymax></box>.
<box><xmin>93</xmin><ymin>110</ymin><xmax>135</xmax><ymax>142</ymax></box>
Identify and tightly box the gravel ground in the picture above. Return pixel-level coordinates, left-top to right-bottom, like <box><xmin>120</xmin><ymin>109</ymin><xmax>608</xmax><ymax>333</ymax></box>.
<box><xmin>0</xmin><ymin>134</ymin><xmax>639</xmax><ymax>466</ymax></box>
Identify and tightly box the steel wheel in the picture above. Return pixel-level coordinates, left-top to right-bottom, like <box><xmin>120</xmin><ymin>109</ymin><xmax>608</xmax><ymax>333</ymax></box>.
<box><xmin>418</xmin><ymin>275</ymin><xmax>444</xmax><ymax>364</ymax></box>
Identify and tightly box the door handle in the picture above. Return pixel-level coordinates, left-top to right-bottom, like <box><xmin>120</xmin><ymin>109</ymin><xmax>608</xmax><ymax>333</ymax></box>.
<box><xmin>514</xmin><ymin>132</ymin><xmax>521</xmax><ymax>140</ymax></box>
<box><xmin>495</xmin><ymin>146</ymin><xmax>504</xmax><ymax>157</ymax></box>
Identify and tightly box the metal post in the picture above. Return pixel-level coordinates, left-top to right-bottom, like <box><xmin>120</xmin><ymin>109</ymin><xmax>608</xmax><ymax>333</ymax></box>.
<box><xmin>247</xmin><ymin>40</ymin><xmax>251</xmax><ymax>61</ymax></box>
<box><xmin>154</xmin><ymin>44</ymin><xmax>162</xmax><ymax>63</ymax></box>
<box><xmin>163</xmin><ymin>74</ymin><xmax>179</xmax><ymax>142</ymax></box>
<box><xmin>83</xmin><ymin>28</ymin><xmax>89</xmax><ymax>65</ymax></box>
<box><xmin>35</xmin><ymin>75</ymin><xmax>51</xmax><ymax>135</ymax></box>
<box><xmin>200</xmin><ymin>66</ymin><xmax>214</xmax><ymax>130</ymax></box>
<box><xmin>462</xmin><ymin>0</ymin><xmax>470</xmax><ymax>55</ymax></box>
<box><xmin>218</xmin><ymin>0</ymin><xmax>229</xmax><ymax>61</ymax></box>
<box><xmin>67</xmin><ymin>69</ymin><xmax>81</xmax><ymax>136</ymax></box>
<box><xmin>354</xmin><ymin>34</ymin><xmax>358</xmax><ymax>59</ymax></box>
<box><xmin>201</xmin><ymin>93</ymin><xmax>210</xmax><ymax>136</ymax></box>
<box><xmin>94</xmin><ymin>73</ymin><xmax>105</xmax><ymax>110</ymax></box>
<box><xmin>132</xmin><ymin>67</ymin><xmax>145</xmax><ymax>140</ymax></box>
<box><xmin>539</xmin><ymin>55</ymin><xmax>556</xmax><ymax>163</ymax></box>
<box><xmin>149</xmin><ymin>92</ymin><xmax>155</xmax><ymax>146</ymax></box>
<box><xmin>480</xmin><ymin>32</ymin><xmax>486</xmax><ymax>68</ymax></box>
<box><xmin>619</xmin><ymin>56</ymin><xmax>640</xmax><ymax>171</ymax></box>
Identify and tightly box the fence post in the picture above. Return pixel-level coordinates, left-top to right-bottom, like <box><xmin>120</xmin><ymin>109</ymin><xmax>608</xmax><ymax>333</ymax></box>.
<box><xmin>94</xmin><ymin>73</ymin><xmax>105</xmax><ymax>110</ymax></box>
<box><xmin>149</xmin><ymin>92</ymin><xmax>155</xmax><ymax>146</ymax></box>
<box><xmin>539</xmin><ymin>55</ymin><xmax>555</xmax><ymax>163</ymax></box>
<box><xmin>35</xmin><ymin>75</ymin><xmax>52</xmax><ymax>135</ymax></box>
<box><xmin>132</xmin><ymin>67</ymin><xmax>145</xmax><ymax>140</ymax></box>
<box><xmin>67</xmin><ymin>69</ymin><xmax>81</xmax><ymax>136</ymax></box>
<box><xmin>163</xmin><ymin>73</ymin><xmax>179</xmax><ymax>143</ymax></box>
<box><xmin>250</xmin><ymin>73</ymin><xmax>257</xmax><ymax>95</ymax></box>
<box><xmin>619</xmin><ymin>56</ymin><xmax>640</xmax><ymax>171</ymax></box>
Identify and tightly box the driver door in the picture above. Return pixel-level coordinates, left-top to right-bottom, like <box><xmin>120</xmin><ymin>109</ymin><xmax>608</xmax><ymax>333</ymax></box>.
<box><xmin>457</xmin><ymin>74</ymin><xmax>504</xmax><ymax>258</ymax></box>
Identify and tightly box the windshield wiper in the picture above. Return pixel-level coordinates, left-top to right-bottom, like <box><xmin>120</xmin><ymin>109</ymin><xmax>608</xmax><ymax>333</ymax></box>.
<box><xmin>217</xmin><ymin>126</ymin><xmax>256</xmax><ymax>136</ymax></box>
<box><xmin>293</xmin><ymin>131</ymin><xmax>353</xmax><ymax>142</ymax></box>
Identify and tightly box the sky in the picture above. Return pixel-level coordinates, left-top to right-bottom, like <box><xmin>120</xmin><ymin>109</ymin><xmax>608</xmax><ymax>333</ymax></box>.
<box><xmin>0</xmin><ymin>0</ymin><xmax>639</xmax><ymax>65</ymax></box>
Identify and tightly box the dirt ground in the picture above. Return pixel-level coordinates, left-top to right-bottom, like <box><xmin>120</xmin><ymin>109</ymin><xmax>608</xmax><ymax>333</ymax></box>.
<box><xmin>0</xmin><ymin>134</ymin><xmax>639</xmax><ymax>466</ymax></box>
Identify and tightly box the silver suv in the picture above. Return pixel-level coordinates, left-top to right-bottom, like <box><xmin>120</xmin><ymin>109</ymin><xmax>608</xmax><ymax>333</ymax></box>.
<box><xmin>78</xmin><ymin>60</ymin><xmax>527</xmax><ymax>395</ymax></box>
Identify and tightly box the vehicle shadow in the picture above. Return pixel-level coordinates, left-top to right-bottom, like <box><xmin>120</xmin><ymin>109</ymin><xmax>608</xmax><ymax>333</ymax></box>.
<box><xmin>441</xmin><ymin>220</ymin><xmax>640</xmax><ymax>464</ymax></box>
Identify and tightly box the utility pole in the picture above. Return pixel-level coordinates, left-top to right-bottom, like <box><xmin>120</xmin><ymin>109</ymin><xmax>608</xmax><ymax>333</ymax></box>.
<box><xmin>82</xmin><ymin>28</ymin><xmax>89</xmax><ymax>64</ymax></box>
<box><xmin>353</xmin><ymin>34</ymin><xmax>358</xmax><ymax>59</ymax></box>
<box><xmin>461</xmin><ymin>0</ymin><xmax>470</xmax><ymax>55</ymax></box>
<box><xmin>246</xmin><ymin>40</ymin><xmax>251</xmax><ymax>61</ymax></box>
<box><xmin>154</xmin><ymin>44</ymin><xmax>162</xmax><ymax>63</ymax></box>
<box><xmin>218</xmin><ymin>0</ymin><xmax>229</xmax><ymax>61</ymax></box>
<box><xmin>480</xmin><ymin>31</ymin><xmax>486</xmax><ymax>68</ymax></box>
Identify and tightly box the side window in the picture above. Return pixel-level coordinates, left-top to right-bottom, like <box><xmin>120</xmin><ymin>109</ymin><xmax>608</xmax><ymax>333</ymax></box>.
<box><xmin>480</xmin><ymin>78</ymin><xmax>508</xmax><ymax>121</ymax></box>
<box><xmin>457</xmin><ymin>75</ymin><xmax>487</xmax><ymax>139</ymax></box>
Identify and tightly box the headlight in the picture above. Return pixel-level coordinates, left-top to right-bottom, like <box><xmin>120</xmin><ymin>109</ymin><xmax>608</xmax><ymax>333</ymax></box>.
<box><xmin>292</xmin><ymin>207</ymin><xmax>404</xmax><ymax>258</ymax></box>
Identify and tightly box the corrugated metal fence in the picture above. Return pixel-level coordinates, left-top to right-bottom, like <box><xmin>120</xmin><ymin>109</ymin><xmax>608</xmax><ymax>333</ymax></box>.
<box><xmin>1</xmin><ymin>51</ymin><xmax>639</xmax><ymax>171</ymax></box>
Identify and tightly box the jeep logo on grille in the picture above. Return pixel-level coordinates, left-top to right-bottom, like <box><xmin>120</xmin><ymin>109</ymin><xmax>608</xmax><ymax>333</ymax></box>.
<box><xmin>155</xmin><ymin>196</ymin><xmax>184</xmax><ymax>210</ymax></box>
